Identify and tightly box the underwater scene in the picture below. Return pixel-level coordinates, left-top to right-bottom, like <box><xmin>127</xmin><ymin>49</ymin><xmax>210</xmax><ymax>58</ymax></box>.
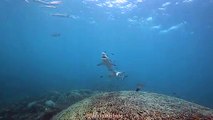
<box><xmin>0</xmin><ymin>0</ymin><xmax>213</xmax><ymax>119</ymax></box>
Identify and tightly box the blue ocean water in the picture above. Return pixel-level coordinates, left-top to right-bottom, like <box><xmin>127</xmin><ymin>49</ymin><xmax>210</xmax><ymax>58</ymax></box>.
<box><xmin>0</xmin><ymin>0</ymin><xmax>212</xmax><ymax>109</ymax></box>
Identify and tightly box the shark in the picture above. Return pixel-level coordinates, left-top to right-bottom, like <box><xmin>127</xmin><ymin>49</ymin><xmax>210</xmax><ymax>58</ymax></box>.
<box><xmin>97</xmin><ymin>52</ymin><xmax>116</xmax><ymax>72</ymax></box>
<box><xmin>97</xmin><ymin>52</ymin><xmax>127</xmax><ymax>80</ymax></box>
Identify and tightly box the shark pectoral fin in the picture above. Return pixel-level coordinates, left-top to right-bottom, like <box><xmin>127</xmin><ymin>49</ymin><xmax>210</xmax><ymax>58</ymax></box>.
<box><xmin>97</xmin><ymin>63</ymin><xmax>103</xmax><ymax>66</ymax></box>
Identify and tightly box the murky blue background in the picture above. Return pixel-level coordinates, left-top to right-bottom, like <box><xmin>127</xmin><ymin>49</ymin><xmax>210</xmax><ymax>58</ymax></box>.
<box><xmin>0</xmin><ymin>0</ymin><xmax>212</xmax><ymax>108</ymax></box>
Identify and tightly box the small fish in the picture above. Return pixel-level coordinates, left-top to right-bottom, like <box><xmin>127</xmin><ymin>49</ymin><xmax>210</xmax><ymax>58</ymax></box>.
<box><xmin>135</xmin><ymin>88</ymin><xmax>141</xmax><ymax>92</ymax></box>
<box><xmin>42</xmin><ymin>5</ymin><xmax>57</xmax><ymax>9</ymax></box>
<box><xmin>100</xmin><ymin>75</ymin><xmax>103</xmax><ymax>78</ymax></box>
<box><xmin>146</xmin><ymin>17</ymin><xmax>152</xmax><ymax>21</ymax></box>
<box><xmin>151</xmin><ymin>25</ymin><xmax>161</xmax><ymax>30</ymax></box>
<box><xmin>162</xmin><ymin>2</ymin><xmax>171</xmax><ymax>7</ymax></box>
<box><xmin>34</xmin><ymin>0</ymin><xmax>49</xmax><ymax>5</ymax></box>
<box><xmin>34</xmin><ymin>0</ymin><xmax>62</xmax><ymax>5</ymax></box>
<box><xmin>51</xmin><ymin>13</ymin><xmax>70</xmax><ymax>18</ymax></box>
<box><xmin>160</xmin><ymin>22</ymin><xmax>186</xmax><ymax>34</ymax></box>
<box><xmin>51</xmin><ymin>33</ymin><xmax>61</xmax><ymax>37</ymax></box>
<box><xmin>25</xmin><ymin>0</ymin><xmax>29</xmax><ymax>3</ymax></box>
<box><xmin>49</xmin><ymin>0</ymin><xmax>62</xmax><ymax>5</ymax></box>
<box><xmin>158</xmin><ymin>7</ymin><xmax>166</xmax><ymax>11</ymax></box>
<box><xmin>135</xmin><ymin>83</ymin><xmax>144</xmax><ymax>92</ymax></box>
<box><xmin>183</xmin><ymin>0</ymin><xmax>193</xmax><ymax>3</ymax></box>
<box><xmin>70</xmin><ymin>15</ymin><xmax>80</xmax><ymax>20</ymax></box>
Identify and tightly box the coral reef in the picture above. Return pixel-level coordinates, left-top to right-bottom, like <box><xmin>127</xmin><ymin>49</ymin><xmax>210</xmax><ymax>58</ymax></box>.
<box><xmin>53</xmin><ymin>91</ymin><xmax>213</xmax><ymax>120</ymax></box>
<box><xmin>0</xmin><ymin>89</ymin><xmax>99</xmax><ymax>120</ymax></box>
